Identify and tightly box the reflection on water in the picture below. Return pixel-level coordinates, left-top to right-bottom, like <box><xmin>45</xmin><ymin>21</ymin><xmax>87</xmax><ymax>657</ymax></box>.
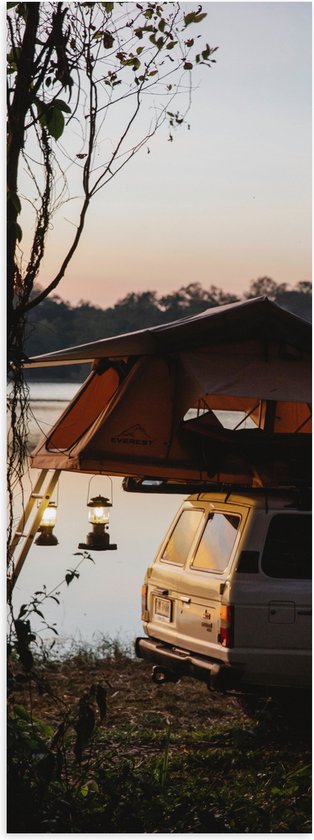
<box><xmin>11</xmin><ymin>383</ymin><xmax>183</xmax><ymax>650</ymax></box>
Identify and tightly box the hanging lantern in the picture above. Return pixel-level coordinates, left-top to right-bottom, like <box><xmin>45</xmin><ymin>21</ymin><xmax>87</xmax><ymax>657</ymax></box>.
<box><xmin>35</xmin><ymin>502</ymin><xmax>59</xmax><ymax>546</ymax></box>
<box><xmin>78</xmin><ymin>479</ymin><xmax>117</xmax><ymax>551</ymax></box>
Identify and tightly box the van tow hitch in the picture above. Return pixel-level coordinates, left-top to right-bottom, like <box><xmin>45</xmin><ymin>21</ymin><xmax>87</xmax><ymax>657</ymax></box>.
<box><xmin>151</xmin><ymin>665</ymin><xmax>179</xmax><ymax>685</ymax></box>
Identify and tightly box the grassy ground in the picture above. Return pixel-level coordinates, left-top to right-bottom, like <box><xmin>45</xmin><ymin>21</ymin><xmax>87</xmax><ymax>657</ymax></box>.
<box><xmin>7</xmin><ymin>640</ymin><xmax>312</xmax><ymax>833</ymax></box>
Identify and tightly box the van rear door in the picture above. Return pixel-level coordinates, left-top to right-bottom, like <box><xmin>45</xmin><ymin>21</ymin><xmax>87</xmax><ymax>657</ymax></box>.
<box><xmin>146</xmin><ymin>503</ymin><xmax>205</xmax><ymax>646</ymax></box>
<box><xmin>175</xmin><ymin>503</ymin><xmax>247</xmax><ymax>657</ymax></box>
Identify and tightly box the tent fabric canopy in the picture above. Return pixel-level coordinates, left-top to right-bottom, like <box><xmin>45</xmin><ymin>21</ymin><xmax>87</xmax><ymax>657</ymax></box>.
<box><xmin>29</xmin><ymin>297</ymin><xmax>312</xmax><ymax>488</ymax></box>
<box><xmin>26</xmin><ymin>296</ymin><xmax>311</xmax><ymax>366</ymax></box>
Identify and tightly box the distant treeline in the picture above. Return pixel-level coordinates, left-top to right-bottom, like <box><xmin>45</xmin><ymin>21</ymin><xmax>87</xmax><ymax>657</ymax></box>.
<box><xmin>25</xmin><ymin>277</ymin><xmax>312</xmax><ymax>381</ymax></box>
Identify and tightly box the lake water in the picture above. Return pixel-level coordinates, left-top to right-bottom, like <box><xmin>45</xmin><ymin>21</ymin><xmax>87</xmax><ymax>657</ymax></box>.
<box><xmin>11</xmin><ymin>382</ymin><xmax>184</xmax><ymax>652</ymax></box>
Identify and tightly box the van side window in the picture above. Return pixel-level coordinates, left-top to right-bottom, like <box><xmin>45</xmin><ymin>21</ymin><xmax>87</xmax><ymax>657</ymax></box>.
<box><xmin>161</xmin><ymin>510</ymin><xmax>204</xmax><ymax>565</ymax></box>
<box><xmin>191</xmin><ymin>513</ymin><xmax>240</xmax><ymax>573</ymax></box>
<box><xmin>261</xmin><ymin>515</ymin><xmax>312</xmax><ymax>579</ymax></box>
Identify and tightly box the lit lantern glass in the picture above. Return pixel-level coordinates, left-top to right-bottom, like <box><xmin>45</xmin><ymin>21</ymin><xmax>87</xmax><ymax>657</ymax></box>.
<box><xmin>41</xmin><ymin>503</ymin><xmax>58</xmax><ymax>528</ymax></box>
<box><xmin>88</xmin><ymin>497</ymin><xmax>111</xmax><ymax>526</ymax></box>
<box><xmin>78</xmin><ymin>493</ymin><xmax>117</xmax><ymax>551</ymax></box>
<box><xmin>35</xmin><ymin>502</ymin><xmax>59</xmax><ymax>546</ymax></box>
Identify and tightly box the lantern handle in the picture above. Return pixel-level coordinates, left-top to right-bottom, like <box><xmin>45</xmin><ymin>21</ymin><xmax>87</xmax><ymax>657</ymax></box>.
<box><xmin>86</xmin><ymin>475</ymin><xmax>113</xmax><ymax>506</ymax></box>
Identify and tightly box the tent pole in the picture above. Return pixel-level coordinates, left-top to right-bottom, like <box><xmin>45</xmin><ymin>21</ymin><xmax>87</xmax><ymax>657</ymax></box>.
<box><xmin>263</xmin><ymin>400</ymin><xmax>277</xmax><ymax>433</ymax></box>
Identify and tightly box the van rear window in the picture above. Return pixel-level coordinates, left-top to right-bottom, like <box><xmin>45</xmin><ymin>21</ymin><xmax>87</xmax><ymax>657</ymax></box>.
<box><xmin>161</xmin><ymin>509</ymin><xmax>204</xmax><ymax>565</ymax></box>
<box><xmin>191</xmin><ymin>513</ymin><xmax>240</xmax><ymax>573</ymax></box>
<box><xmin>261</xmin><ymin>514</ymin><xmax>312</xmax><ymax>579</ymax></box>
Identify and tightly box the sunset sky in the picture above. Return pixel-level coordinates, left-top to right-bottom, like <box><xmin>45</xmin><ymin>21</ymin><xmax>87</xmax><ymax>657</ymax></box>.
<box><xmin>23</xmin><ymin>2</ymin><xmax>312</xmax><ymax>309</ymax></box>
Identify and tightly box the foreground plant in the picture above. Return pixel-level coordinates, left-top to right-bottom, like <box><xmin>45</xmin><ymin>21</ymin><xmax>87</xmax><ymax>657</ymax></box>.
<box><xmin>7</xmin><ymin>646</ymin><xmax>312</xmax><ymax>833</ymax></box>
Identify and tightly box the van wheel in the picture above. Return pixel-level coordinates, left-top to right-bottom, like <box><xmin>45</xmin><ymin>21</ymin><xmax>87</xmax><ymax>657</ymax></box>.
<box><xmin>240</xmin><ymin>689</ymin><xmax>312</xmax><ymax>735</ymax></box>
<box><xmin>239</xmin><ymin>693</ymin><xmax>270</xmax><ymax>718</ymax></box>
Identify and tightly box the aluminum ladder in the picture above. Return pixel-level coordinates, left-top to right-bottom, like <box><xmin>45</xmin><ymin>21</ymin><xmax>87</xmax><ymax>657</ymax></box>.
<box><xmin>7</xmin><ymin>469</ymin><xmax>61</xmax><ymax>599</ymax></box>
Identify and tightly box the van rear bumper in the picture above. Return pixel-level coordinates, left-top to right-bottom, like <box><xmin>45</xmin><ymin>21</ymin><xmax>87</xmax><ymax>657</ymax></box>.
<box><xmin>135</xmin><ymin>636</ymin><xmax>243</xmax><ymax>691</ymax></box>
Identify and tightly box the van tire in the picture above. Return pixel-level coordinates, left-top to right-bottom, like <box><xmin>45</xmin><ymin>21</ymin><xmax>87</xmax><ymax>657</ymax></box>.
<box><xmin>240</xmin><ymin>689</ymin><xmax>312</xmax><ymax>734</ymax></box>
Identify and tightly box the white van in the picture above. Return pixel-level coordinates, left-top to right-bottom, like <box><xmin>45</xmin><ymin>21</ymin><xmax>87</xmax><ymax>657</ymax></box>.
<box><xmin>135</xmin><ymin>489</ymin><xmax>311</xmax><ymax>695</ymax></box>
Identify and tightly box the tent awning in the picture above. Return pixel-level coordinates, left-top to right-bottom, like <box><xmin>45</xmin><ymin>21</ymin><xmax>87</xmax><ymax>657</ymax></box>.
<box><xmin>24</xmin><ymin>296</ymin><xmax>311</xmax><ymax>367</ymax></box>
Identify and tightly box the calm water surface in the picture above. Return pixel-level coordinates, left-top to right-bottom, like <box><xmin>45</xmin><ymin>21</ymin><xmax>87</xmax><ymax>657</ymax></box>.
<box><xmin>12</xmin><ymin>383</ymin><xmax>184</xmax><ymax>651</ymax></box>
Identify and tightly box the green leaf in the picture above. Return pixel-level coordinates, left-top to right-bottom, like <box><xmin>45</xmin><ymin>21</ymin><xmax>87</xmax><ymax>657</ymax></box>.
<box><xmin>33</xmin><ymin>608</ymin><xmax>45</xmax><ymax>619</ymax></box>
<box><xmin>80</xmin><ymin>780</ymin><xmax>99</xmax><ymax>798</ymax></box>
<box><xmin>184</xmin><ymin>11</ymin><xmax>197</xmax><ymax>26</ymax></box>
<box><xmin>156</xmin><ymin>36</ymin><xmax>164</xmax><ymax>49</ymax></box>
<box><xmin>103</xmin><ymin>31</ymin><xmax>114</xmax><ymax>49</ymax></box>
<box><xmin>80</xmin><ymin>784</ymin><xmax>89</xmax><ymax>798</ymax></box>
<box><xmin>7</xmin><ymin>47</ymin><xmax>21</xmax><ymax>69</ymax></box>
<box><xmin>52</xmin><ymin>99</ymin><xmax>71</xmax><ymax>114</ymax></box>
<box><xmin>183</xmin><ymin>62</ymin><xmax>193</xmax><ymax>70</ymax></box>
<box><xmin>13</xmin><ymin>704</ymin><xmax>31</xmax><ymax>721</ymax></box>
<box><xmin>45</xmin><ymin>107</ymin><xmax>65</xmax><ymax>140</ymax></box>
<box><xmin>65</xmin><ymin>569</ymin><xmax>80</xmax><ymax>586</ymax></box>
<box><xmin>35</xmin><ymin>720</ymin><xmax>54</xmax><ymax>738</ymax></box>
<box><xmin>184</xmin><ymin>10</ymin><xmax>207</xmax><ymax>26</ymax></box>
<box><xmin>102</xmin><ymin>1</ymin><xmax>114</xmax><ymax>10</ymax></box>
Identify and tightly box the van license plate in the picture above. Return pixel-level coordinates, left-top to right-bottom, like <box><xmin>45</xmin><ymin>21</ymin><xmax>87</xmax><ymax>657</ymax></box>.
<box><xmin>154</xmin><ymin>597</ymin><xmax>171</xmax><ymax>623</ymax></box>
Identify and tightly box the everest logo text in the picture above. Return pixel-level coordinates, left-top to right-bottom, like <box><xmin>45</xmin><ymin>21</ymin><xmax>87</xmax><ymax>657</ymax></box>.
<box><xmin>111</xmin><ymin>425</ymin><xmax>153</xmax><ymax>446</ymax></box>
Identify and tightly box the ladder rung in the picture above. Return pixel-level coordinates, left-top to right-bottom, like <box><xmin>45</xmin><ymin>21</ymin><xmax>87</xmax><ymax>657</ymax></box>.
<box><xmin>14</xmin><ymin>531</ymin><xmax>36</xmax><ymax>539</ymax></box>
<box><xmin>31</xmin><ymin>493</ymin><xmax>45</xmax><ymax>499</ymax></box>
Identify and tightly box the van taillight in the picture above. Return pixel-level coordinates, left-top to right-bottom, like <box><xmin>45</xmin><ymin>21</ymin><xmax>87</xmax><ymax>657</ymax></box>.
<box><xmin>219</xmin><ymin>605</ymin><xmax>234</xmax><ymax>648</ymax></box>
<box><xmin>141</xmin><ymin>584</ymin><xmax>149</xmax><ymax>621</ymax></box>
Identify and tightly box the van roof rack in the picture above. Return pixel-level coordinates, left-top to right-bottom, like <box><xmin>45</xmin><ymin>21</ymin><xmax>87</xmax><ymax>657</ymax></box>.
<box><xmin>122</xmin><ymin>477</ymin><xmax>311</xmax><ymax>507</ymax></box>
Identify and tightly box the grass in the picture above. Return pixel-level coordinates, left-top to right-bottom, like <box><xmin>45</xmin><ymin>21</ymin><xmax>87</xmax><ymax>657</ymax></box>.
<box><xmin>7</xmin><ymin>637</ymin><xmax>312</xmax><ymax>833</ymax></box>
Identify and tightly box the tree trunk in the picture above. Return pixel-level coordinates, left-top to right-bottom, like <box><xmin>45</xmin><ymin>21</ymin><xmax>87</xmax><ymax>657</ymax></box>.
<box><xmin>7</xmin><ymin>3</ymin><xmax>40</xmax><ymax>340</ymax></box>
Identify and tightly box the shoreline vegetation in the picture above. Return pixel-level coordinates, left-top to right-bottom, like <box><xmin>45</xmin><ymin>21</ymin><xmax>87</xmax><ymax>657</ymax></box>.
<box><xmin>8</xmin><ymin>638</ymin><xmax>311</xmax><ymax>833</ymax></box>
<box><xmin>25</xmin><ymin>279</ymin><xmax>312</xmax><ymax>382</ymax></box>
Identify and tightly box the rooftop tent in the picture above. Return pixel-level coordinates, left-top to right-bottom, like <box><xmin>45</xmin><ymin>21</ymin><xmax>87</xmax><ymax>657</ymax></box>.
<box><xmin>27</xmin><ymin>297</ymin><xmax>312</xmax><ymax>487</ymax></box>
